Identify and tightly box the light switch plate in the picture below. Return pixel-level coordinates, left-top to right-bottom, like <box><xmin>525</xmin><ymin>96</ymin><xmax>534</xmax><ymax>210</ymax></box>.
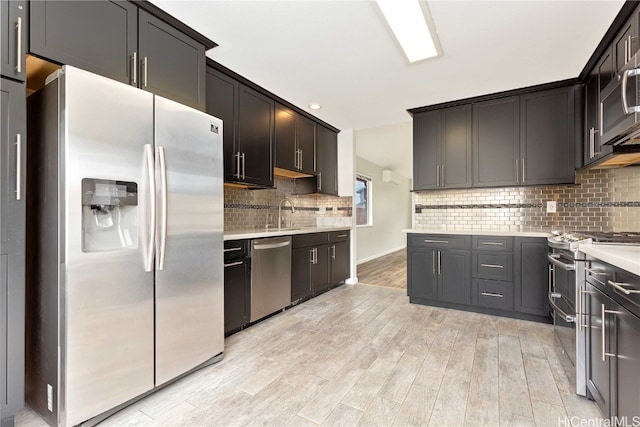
<box><xmin>547</xmin><ymin>201</ymin><xmax>557</xmax><ymax>213</ymax></box>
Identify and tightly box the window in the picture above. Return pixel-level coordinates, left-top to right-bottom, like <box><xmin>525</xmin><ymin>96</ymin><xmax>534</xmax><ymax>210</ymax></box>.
<box><xmin>355</xmin><ymin>174</ymin><xmax>372</xmax><ymax>226</ymax></box>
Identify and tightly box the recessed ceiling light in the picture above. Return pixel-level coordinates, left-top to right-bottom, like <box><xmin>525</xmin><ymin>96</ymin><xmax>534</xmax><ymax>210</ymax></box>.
<box><xmin>309</xmin><ymin>103</ymin><xmax>322</xmax><ymax>110</ymax></box>
<box><xmin>375</xmin><ymin>0</ymin><xmax>440</xmax><ymax>63</ymax></box>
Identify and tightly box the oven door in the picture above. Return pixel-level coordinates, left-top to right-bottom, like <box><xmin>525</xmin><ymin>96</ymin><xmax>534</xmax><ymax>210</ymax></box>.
<box><xmin>548</xmin><ymin>253</ymin><xmax>577</xmax><ymax>366</ymax></box>
<box><xmin>600</xmin><ymin>54</ymin><xmax>640</xmax><ymax>145</ymax></box>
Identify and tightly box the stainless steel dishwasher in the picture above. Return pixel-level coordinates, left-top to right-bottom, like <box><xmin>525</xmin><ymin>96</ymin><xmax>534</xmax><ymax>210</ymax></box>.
<box><xmin>250</xmin><ymin>236</ymin><xmax>292</xmax><ymax>322</ymax></box>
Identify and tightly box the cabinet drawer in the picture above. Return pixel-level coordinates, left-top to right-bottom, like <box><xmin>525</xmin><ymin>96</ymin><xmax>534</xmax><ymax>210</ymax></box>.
<box><xmin>473</xmin><ymin>236</ymin><xmax>513</xmax><ymax>252</ymax></box>
<box><xmin>408</xmin><ymin>234</ymin><xmax>471</xmax><ymax>250</ymax></box>
<box><xmin>224</xmin><ymin>239</ymin><xmax>248</xmax><ymax>261</ymax></box>
<box><xmin>472</xmin><ymin>279</ymin><xmax>514</xmax><ymax>310</ymax></box>
<box><xmin>293</xmin><ymin>232</ymin><xmax>329</xmax><ymax>248</ymax></box>
<box><xmin>329</xmin><ymin>230</ymin><xmax>350</xmax><ymax>243</ymax></box>
<box><xmin>473</xmin><ymin>252</ymin><xmax>512</xmax><ymax>281</ymax></box>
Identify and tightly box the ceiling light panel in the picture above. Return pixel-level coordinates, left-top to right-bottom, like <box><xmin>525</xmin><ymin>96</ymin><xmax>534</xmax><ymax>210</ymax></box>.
<box><xmin>376</xmin><ymin>0</ymin><xmax>439</xmax><ymax>63</ymax></box>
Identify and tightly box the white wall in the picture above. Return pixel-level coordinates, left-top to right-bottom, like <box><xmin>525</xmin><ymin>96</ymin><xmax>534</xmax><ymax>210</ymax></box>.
<box><xmin>355</xmin><ymin>156</ymin><xmax>411</xmax><ymax>264</ymax></box>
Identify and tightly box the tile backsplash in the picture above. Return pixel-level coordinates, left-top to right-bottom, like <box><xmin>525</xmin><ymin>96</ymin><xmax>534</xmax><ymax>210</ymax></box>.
<box><xmin>414</xmin><ymin>167</ymin><xmax>640</xmax><ymax>232</ymax></box>
<box><xmin>224</xmin><ymin>177</ymin><xmax>352</xmax><ymax>231</ymax></box>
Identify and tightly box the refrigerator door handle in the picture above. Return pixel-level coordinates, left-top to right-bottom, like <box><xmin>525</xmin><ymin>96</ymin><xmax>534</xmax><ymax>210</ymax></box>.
<box><xmin>145</xmin><ymin>144</ymin><xmax>156</xmax><ymax>272</ymax></box>
<box><xmin>157</xmin><ymin>146</ymin><xmax>168</xmax><ymax>270</ymax></box>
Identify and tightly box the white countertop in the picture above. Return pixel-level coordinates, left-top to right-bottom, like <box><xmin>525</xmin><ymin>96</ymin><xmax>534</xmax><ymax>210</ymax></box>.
<box><xmin>403</xmin><ymin>228</ymin><xmax>549</xmax><ymax>238</ymax></box>
<box><xmin>578</xmin><ymin>243</ymin><xmax>640</xmax><ymax>276</ymax></box>
<box><xmin>224</xmin><ymin>226</ymin><xmax>351</xmax><ymax>241</ymax></box>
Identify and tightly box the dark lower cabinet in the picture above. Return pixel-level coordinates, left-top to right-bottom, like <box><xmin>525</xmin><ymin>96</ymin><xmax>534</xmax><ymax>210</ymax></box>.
<box><xmin>223</xmin><ymin>240</ymin><xmax>249</xmax><ymax>335</ymax></box>
<box><xmin>409</xmin><ymin>234</ymin><xmax>549</xmax><ymax>323</ymax></box>
<box><xmin>330</xmin><ymin>240</ymin><xmax>350</xmax><ymax>285</ymax></box>
<box><xmin>0</xmin><ymin>77</ymin><xmax>26</xmax><ymax>422</ymax></box>
<box><xmin>291</xmin><ymin>247</ymin><xmax>313</xmax><ymax>302</ymax></box>
<box><xmin>223</xmin><ymin>258</ymin><xmax>249</xmax><ymax>335</ymax></box>
<box><xmin>1</xmin><ymin>0</ymin><xmax>27</xmax><ymax>81</ymax></box>
<box><xmin>439</xmin><ymin>250</ymin><xmax>471</xmax><ymax>305</ymax></box>
<box><xmin>586</xmin><ymin>271</ymin><xmax>640</xmax><ymax>420</ymax></box>
<box><xmin>312</xmin><ymin>244</ymin><xmax>330</xmax><ymax>294</ymax></box>
<box><xmin>514</xmin><ymin>237</ymin><xmax>549</xmax><ymax>318</ymax></box>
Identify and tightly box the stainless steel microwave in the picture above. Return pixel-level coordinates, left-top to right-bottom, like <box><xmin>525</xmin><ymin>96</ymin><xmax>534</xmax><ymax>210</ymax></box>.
<box><xmin>600</xmin><ymin>53</ymin><xmax>640</xmax><ymax>147</ymax></box>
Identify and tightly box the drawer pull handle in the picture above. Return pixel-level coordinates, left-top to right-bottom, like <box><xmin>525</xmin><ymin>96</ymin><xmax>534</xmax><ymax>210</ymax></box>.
<box><xmin>337</xmin><ymin>234</ymin><xmax>348</xmax><ymax>238</ymax></box>
<box><xmin>480</xmin><ymin>263</ymin><xmax>504</xmax><ymax>269</ymax></box>
<box><xmin>481</xmin><ymin>292</ymin><xmax>504</xmax><ymax>298</ymax></box>
<box><xmin>607</xmin><ymin>280</ymin><xmax>640</xmax><ymax>295</ymax></box>
<box><xmin>224</xmin><ymin>261</ymin><xmax>244</xmax><ymax>268</ymax></box>
<box><xmin>424</xmin><ymin>239</ymin><xmax>449</xmax><ymax>244</ymax></box>
<box><xmin>224</xmin><ymin>247</ymin><xmax>243</xmax><ymax>252</ymax></box>
<box><xmin>482</xmin><ymin>242</ymin><xmax>504</xmax><ymax>246</ymax></box>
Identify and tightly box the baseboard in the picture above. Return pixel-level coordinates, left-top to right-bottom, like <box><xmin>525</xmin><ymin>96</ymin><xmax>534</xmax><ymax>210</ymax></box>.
<box><xmin>356</xmin><ymin>245</ymin><xmax>406</xmax><ymax>265</ymax></box>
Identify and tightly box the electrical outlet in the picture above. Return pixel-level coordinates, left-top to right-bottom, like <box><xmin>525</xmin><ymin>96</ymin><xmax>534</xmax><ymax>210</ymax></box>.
<box><xmin>547</xmin><ymin>201</ymin><xmax>557</xmax><ymax>213</ymax></box>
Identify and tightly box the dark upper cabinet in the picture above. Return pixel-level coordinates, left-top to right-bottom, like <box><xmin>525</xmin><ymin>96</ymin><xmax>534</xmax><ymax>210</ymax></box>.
<box><xmin>1</xmin><ymin>0</ymin><xmax>27</xmax><ymax>81</ymax></box>
<box><xmin>514</xmin><ymin>237</ymin><xmax>549</xmax><ymax>317</ymax></box>
<box><xmin>613</xmin><ymin>12</ymin><xmax>638</xmax><ymax>72</ymax></box>
<box><xmin>275</xmin><ymin>104</ymin><xmax>297</xmax><ymax>171</ymax></box>
<box><xmin>236</xmin><ymin>85</ymin><xmax>274</xmax><ymax>187</ymax></box>
<box><xmin>316</xmin><ymin>125</ymin><xmax>338</xmax><ymax>195</ymax></box>
<box><xmin>297</xmin><ymin>116</ymin><xmax>316</xmax><ymax>175</ymax></box>
<box><xmin>30</xmin><ymin>1</ymin><xmax>206</xmax><ymax>110</ymax></box>
<box><xmin>583</xmin><ymin>51</ymin><xmax>614</xmax><ymax>168</ymax></box>
<box><xmin>520</xmin><ymin>86</ymin><xmax>576</xmax><ymax>186</ymax></box>
<box><xmin>413</xmin><ymin>105</ymin><xmax>471</xmax><ymax>190</ymax></box>
<box><xmin>274</xmin><ymin>105</ymin><xmax>316</xmax><ymax>175</ymax></box>
<box><xmin>473</xmin><ymin>96</ymin><xmax>520</xmax><ymax>187</ymax></box>
<box><xmin>413</xmin><ymin>110</ymin><xmax>439</xmax><ymax>190</ymax></box>
<box><xmin>137</xmin><ymin>10</ymin><xmax>206</xmax><ymax>111</ymax></box>
<box><xmin>206</xmin><ymin>67</ymin><xmax>238</xmax><ymax>183</ymax></box>
<box><xmin>30</xmin><ymin>1</ymin><xmax>137</xmax><ymax>85</ymax></box>
<box><xmin>0</xmin><ymin>77</ymin><xmax>26</xmax><ymax>420</ymax></box>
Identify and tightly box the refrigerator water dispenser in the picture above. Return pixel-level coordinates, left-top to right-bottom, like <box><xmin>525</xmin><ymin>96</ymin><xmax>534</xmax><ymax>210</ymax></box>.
<box><xmin>81</xmin><ymin>178</ymin><xmax>138</xmax><ymax>252</ymax></box>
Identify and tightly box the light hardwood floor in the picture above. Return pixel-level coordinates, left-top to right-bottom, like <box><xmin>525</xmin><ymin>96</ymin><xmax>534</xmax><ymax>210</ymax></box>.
<box><xmin>358</xmin><ymin>249</ymin><xmax>407</xmax><ymax>289</ymax></box>
<box><xmin>16</xmin><ymin>284</ymin><xmax>600</xmax><ymax>426</ymax></box>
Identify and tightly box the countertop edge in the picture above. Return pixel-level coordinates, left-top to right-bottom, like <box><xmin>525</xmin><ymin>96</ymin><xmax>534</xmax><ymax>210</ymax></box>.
<box><xmin>402</xmin><ymin>229</ymin><xmax>549</xmax><ymax>238</ymax></box>
<box><xmin>224</xmin><ymin>226</ymin><xmax>352</xmax><ymax>241</ymax></box>
<box><xmin>578</xmin><ymin>243</ymin><xmax>640</xmax><ymax>276</ymax></box>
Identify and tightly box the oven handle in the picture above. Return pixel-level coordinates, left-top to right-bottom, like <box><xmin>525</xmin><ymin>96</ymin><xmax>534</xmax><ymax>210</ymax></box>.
<box><xmin>547</xmin><ymin>253</ymin><xmax>575</xmax><ymax>271</ymax></box>
<box><xmin>548</xmin><ymin>293</ymin><xmax>576</xmax><ymax>323</ymax></box>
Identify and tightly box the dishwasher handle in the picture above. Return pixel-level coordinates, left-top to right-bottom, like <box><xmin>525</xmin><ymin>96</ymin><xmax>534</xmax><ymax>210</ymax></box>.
<box><xmin>253</xmin><ymin>240</ymin><xmax>291</xmax><ymax>250</ymax></box>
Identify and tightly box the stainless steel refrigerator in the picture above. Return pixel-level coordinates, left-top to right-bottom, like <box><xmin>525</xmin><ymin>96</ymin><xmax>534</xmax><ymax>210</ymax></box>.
<box><xmin>26</xmin><ymin>66</ymin><xmax>224</xmax><ymax>426</ymax></box>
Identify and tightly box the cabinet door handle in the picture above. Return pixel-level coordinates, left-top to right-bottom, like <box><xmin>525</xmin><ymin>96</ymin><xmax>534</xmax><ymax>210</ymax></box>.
<box><xmin>423</xmin><ymin>239</ymin><xmax>449</xmax><ymax>244</ymax></box>
<box><xmin>224</xmin><ymin>247</ymin><xmax>243</xmax><ymax>253</ymax></box>
<box><xmin>318</xmin><ymin>172</ymin><xmax>322</xmax><ymax>191</ymax></box>
<box><xmin>436</xmin><ymin>165</ymin><xmax>440</xmax><ymax>187</ymax></box>
<box><xmin>299</xmin><ymin>149</ymin><xmax>303</xmax><ymax>171</ymax></box>
<box><xmin>481</xmin><ymin>292</ymin><xmax>504</xmax><ymax>298</ymax></box>
<box><xmin>586</xmin><ymin>267</ymin><xmax>606</xmax><ymax>276</ymax></box>
<box><xmin>241</xmin><ymin>152</ymin><xmax>246</xmax><ymax>179</ymax></box>
<box><xmin>16</xmin><ymin>17</ymin><xmax>22</xmax><ymax>73</ymax></box>
<box><xmin>142</xmin><ymin>56</ymin><xmax>148</xmax><ymax>88</ymax></box>
<box><xmin>602</xmin><ymin>305</ymin><xmax>618</xmax><ymax>361</ymax></box>
<box><xmin>482</xmin><ymin>241</ymin><xmax>504</xmax><ymax>246</ymax></box>
<box><xmin>607</xmin><ymin>280</ymin><xmax>640</xmax><ymax>295</ymax></box>
<box><xmin>331</xmin><ymin>245</ymin><xmax>336</xmax><ymax>259</ymax></box>
<box><xmin>628</xmin><ymin>35</ymin><xmax>633</xmax><ymax>62</ymax></box>
<box><xmin>625</xmin><ymin>39</ymin><xmax>629</xmax><ymax>65</ymax></box>
<box><xmin>440</xmin><ymin>165</ymin><xmax>445</xmax><ymax>187</ymax></box>
<box><xmin>521</xmin><ymin>158</ymin><xmax>525</xmax><ymax>183</ymax></box>
<box><xmin>437</xmin><ymin>251</ymin><xmax>441</xmax><ymax>275</ymax></box>
<box><xmin>235</xmin><ymin>152</ymin><xmax>241</xmax><ymax>179</ymax></box>
<box><xmin>337</xmin><ymin>234</ymin><xmax>348</xmax><ymax>238</ymax></box>
<box><xmin>131</xmin><ymin>51</ymin><xmax>137</xmax><ymax>85</ymax></box>
<box><xmin>515</xmin><ymin>159</ymin><xmax>519</xmax><ymax>183</ymax></box>
<box><xmin>224</xmin><ymin>261</ymin><xmax>244</xmax><ymax>268</ymax></box>
<box><xmin>432</xmin><ymin>251</ymin><xmax>435</xmax><ymax>275</ymax></box>
<box><xmin>15</xmin><ymin>134</ymin><xmax>21</xmax><ymax>200</ymax></box>
<box><xmin>480</xmin><ymin>263</ymin><xmax>504</xmax><ymax>269</ymax></box>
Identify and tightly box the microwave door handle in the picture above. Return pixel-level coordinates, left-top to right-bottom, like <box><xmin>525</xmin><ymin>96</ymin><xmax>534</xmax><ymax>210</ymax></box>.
<box><xmin>621</xmin><ymin>68</ymin><xmax>640</xmax><ymax>114</ymax></box>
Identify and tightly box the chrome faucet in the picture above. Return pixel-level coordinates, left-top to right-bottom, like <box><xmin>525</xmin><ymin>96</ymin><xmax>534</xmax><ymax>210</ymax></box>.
<box><xmin>278</xmin><ymin>198</ymin><xmax>295</xmax><ymax>229</ymax></box>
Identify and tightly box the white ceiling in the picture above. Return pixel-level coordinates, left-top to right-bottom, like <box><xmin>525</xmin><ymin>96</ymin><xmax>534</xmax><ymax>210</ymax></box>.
<box><xmin>151</xmin><ymin>0</ymin><xmax>624</xmax><ymax>173</ymax></box>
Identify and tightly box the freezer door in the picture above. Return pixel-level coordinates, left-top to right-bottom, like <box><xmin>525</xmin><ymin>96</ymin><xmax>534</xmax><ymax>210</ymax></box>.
<box><xmin>61</xmin><ymin>67</ymin><xmax>155</xmax><ymax>425</ymax></box>
<box><xmin>154</xmin><ymin>96</ymin><xmax>224</xmax><ymax>385</ymax></box>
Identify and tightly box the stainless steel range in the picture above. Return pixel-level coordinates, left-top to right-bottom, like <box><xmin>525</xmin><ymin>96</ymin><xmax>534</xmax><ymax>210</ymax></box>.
<box><xmin>547</xmin><ymin>231</ymin><xmax>640</xmax><ymax>398</ymax></box>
